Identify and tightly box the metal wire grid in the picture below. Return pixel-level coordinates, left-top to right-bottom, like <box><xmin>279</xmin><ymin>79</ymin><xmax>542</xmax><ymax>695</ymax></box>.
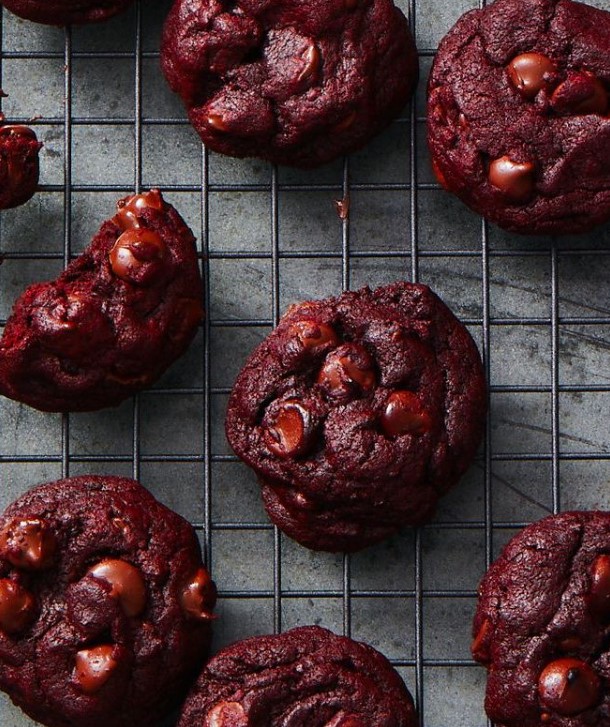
<box><xmin>0</xmin><ymin>0</ymin><xmax>609</xmax><ymax>724</ymax></box>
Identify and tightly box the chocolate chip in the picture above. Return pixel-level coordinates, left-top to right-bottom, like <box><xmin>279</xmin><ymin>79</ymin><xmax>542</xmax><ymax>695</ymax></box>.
<box><xmin>109</xmin><ymin>228</ymin><xmax>165</xmax><ymax>285</ymax></box>
<box><xmin>114</xmin><ymin>189</ymin><xmax>164</xmax><ymax>230</ymax></box>
<box><xmin>205</xmin><ymin>113</ymin><xmax>228</xmax><ymax>133</ymax></box>
<box><xmin>205</xmin><ymin>701</ymin><xmax>248</xmax><ymax>727</ymax></box>
<box><xmin>0</xmin><ymin>124</ymin><xmax>38</xmax><ymax>140</ymax></box>
<box><xmin>0</xmin><ymin>518</ymin><xmax>56</xmax><ymax>570</ymax></box>
<box><xmin>488</xmin><ymin>156</ymin><xmax>535</xmax><ymax>202</ymax></box>
<box><xmin>180</xmin><ymin>567</ymin><xmax>216</xmax><ymax>621</ymax></box>
<box><xmin>325</xmin><ymin>714</ymin><xmax>365</xmax><ymax>727</ymax></box>
<box><xmin>297</xmin><ymin>43</ymin><xmax>321</xmax><ymax>85</ymax></box>
<box><xmin>588</xmin><ymin>554</ymin><xmax>610</xmax><ymax>621</ymax></box>
<box><xmin>291</xmin><ymin>320</ymin><xmax>338</xmax><ymax>353</ymax></box>
<box><xmin>538</xmin><ymin>658</ymin><xmax>600</xmax><ymax>715</ymax></box>
<box><xmin>507</xmin><ymin>53</ymin><xmax>557</xmax><ymax>100</ymax></box>
<box><xmin>551</xmin><ymin>71</ymin><xmax>608</xmax><ymax>116</ymax></box>
<box><xmin>332</xmin><ymin>111</ymin><xmax>357</xmax><ymax>133</ymax></box>
<box><xmin>74</xmin><ymin>645</ymin><xmax>119</xmax><ymax>694</ymax></box>
<box><xmin>88</xmin><ymin>559</ymin><xmax>147</xmax><ymax>617</ymax></box>
<box><xmin>0</xmin><ymin>579</ymin><xmax>36</xmax><ymax>634</ymax></box>
<box><xmin>471</xmin><ymin>617</ymin><xmax>492</xmax><ymax>663</ymax></box>
<box><xmin>263</xmin><ymin>399</ymin><xmax>314</xmax><ymax>458</ymax></box>
<box><xmin>317</xmin><ymin>343</ymin><xmax>375</xmax><ymax>399</ymax></box>
<box><xmin>381</xmin><ymin>390</ymin><xmax>432</xmax><ymax>438</ymax></box>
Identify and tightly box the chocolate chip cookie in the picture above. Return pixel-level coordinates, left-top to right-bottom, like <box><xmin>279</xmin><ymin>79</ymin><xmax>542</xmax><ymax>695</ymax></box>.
<box><xmin>225</xmin><ymin>282</ymin><xmax>486</xmax><ymax>552</ymax></box>
<box><xmin>160</xmin><ymin>0</ymin><xmax>418</xmax><ymax>168</ymax></box>
<box><xmin>473</xmin><ymin>511</ymin><xmax>610</xmax><ymax>726</ymax></box>
<box><xmin>0</xmin><ymin>124</ymin><xmax>41</xmax><ymax>209</ymax></box>
<box><xmin>0</xmin><ymin>0</ymin><xmax>135</xmax><ymax>25</ymax></box>
<box><xmin>0</xmin><ymin>189</ymin><xmax>203</xmax><ymax>412</ymax></box>
<box><xmin>0</xmin><ymin>475</ymin><xmax>216</xmax><ymax>727</ymax></box>
<box><xmin>178</xmin><ymin>625</ymin><xmax>416</xmax><ymax>726</ymax></box>
<box><xmin>427</xmin><ymin>0</ymin><xmax>610</xmax><ymax>235</ymax></box>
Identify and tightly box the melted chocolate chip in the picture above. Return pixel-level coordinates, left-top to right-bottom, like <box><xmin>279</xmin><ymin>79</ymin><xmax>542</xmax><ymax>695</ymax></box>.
<box><xmin>291</xmin><ymin>319</ymin><xmax>338</xmax><ymax>353</ymax></box>
<box><xmin>507</xmin><ymin>53</ymin><xmax>557</xmax><ymax>100</ymax></box>
<box><xmin>0</xmin><ymin>579</ymin><xmax>36</xmax><ymax>634</ymax></box>
<box><xmin>263</xmin><ymin>399</ymin><xmax>314</xmax><ymax>458</ymax></box>
<box><xmin>381</xmin><ymin>391</ymin><xmax>432</xmax><ymax>437</ymax></box>
<box><xmin>205</xmin><ymin>701</ymin><xmax>248</xmax><ymax>727</ymax></box>
<box><xmin>551</xmin><ymin>72</ymin><xmax>608</xmax><ymax>116</ymax></box>
<box><xmin>0</xmin><ymin>518</ymin><xmax>56</xmax><ymax>570</ymax></box>
<box><xmin>74</xmin><ymin>645</ymin><xmax>119</xmax><ymax>694</ymax></box>
<box><xmin>109</xmin><ymin>228</ymin><xmax>165</xmax><ymax>285</ymax></box>
<box><xmin>180</xmin><ymin>567</ymin><xmax>216</xmax><ymax>621</ymax></box>
<box><xmin>317</xmin><ymin>343</ymin><xmax>375</xmax><ymax>399</ymax></box>
<box><xmin>588</xmin><ymin>554</ymin><xmax>610</xmax><ymax>621</ymax></box>
<box><xmin>88</xmin><ymin>559</ymin><xmax>147</xmax><ymax>617</ymax></box>
<box><xmin>297</xmin><ymin>43</ymin><xmax>321</xmax><ymax>85</ymax></box>
<box><xmin>471</xmin><ymin>618</ymin><xmax>493</xmax><ymax>663</ymax></box>
<box><xmin>114</xmin><ymin>189</ymin><xmax>164</xmax><ymax>230</ymax></box>
<box><xmin>488</xmin><ymin>156</ymin><xmax>536</xmax><ymax>202</ymax></box>
<box><xmin>205</xmin><ymin>113</ymin><xmax>228</xmax><ymax>133</ymax></box>
<box><xmin>538</xmin><ymin>658</ymin><xmax>600</xmax><ymax>715</ymax></box>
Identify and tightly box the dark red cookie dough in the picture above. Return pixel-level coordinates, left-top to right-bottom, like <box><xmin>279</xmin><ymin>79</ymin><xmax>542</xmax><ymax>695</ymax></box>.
<box><xmin>0</xmin><ymin>475</ymin><xmax>216</xmax><ymax>727</ymax></box>
<box><xmin>0</xmin><ymin>124</ymin><xmax>41</xmax><ymax>209</ymax></box>
<box><xmin>472</xmin><ymin>511</ymin><xmax>610</xmax><ymax>727</ymax></box>
<box><xmin>178</xmin><ymin>625</ymin><xmax>416</xmax><ymax>726</ymax></box>
<box><xmin>0</xmin><ymin>0</ymin><xmax>135</xmax><ymax>25</ymax></box>
<box><xmin>161</xmin><ymin>0</ymin><xmax>418</xmax><ymax>168</ymax></box>
<box><xmin>225</xmin><ymin>282</ymin><xmax>486</xmax><ymax>552</ymax></box>
<box><xmin>427</xmin><ymin>0</ymin><xmax>610</xmax><ymax>235</ymax></box>
<box><xmin>0</xmin><ymin>189</ymin><xmax>203</xmax><ymax>412</ymax></box>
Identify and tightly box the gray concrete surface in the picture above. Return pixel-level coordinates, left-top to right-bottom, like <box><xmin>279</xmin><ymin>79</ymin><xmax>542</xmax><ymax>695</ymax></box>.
<box><xmin>0</xmin><ymin>0</ymin><xmax>609</xmax><ymax>725</ymax></box>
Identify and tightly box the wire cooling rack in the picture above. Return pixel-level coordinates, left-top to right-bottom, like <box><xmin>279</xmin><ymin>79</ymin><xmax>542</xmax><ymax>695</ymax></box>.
<box><xmin>0</xmin><ymin>0</ymin><xmax>609</xmax><ymax>724</ymax></box>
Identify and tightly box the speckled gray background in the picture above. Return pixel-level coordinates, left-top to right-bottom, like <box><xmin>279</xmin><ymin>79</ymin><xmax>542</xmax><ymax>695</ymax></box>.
<box><xmin>0</xmin><ymin>0</ymin><xmax>609</xmax><ymax>724</ymax></box>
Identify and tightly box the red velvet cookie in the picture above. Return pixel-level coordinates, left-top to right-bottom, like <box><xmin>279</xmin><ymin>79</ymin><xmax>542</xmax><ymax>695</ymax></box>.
<box><xmin>0</xmin><ymin>475</ymin><xmax>216</xmax><ymax>727</ymax></box>
<box><xmin>0</xmin><ymin>124</ymin><xmax>41</xmax><ymax>209</ymax></box>
<box><xmin>178</xmin><ymin>626</ymin><xmax>417</xmax><ymax>726</ymax></box>
<box><xmin>0</xmin><ymin>189</ymin><xmax>203</xmax><ymax>412</ymax></box>
<box><xmin>160</xmin><ymin>0</ymin><xmax>418</xmax><ymax>168</ymax></box>
<box><xmin>225</xmin><ymin>282</ymin><xmax>486</xmax><ymax>552</ymax></box>
<box><xmin>0</xmin><ymin>0</ymin><xmax>135</xmax><ymax>25</ymax></box>
<box><xmin>473</xmin><ymin>511</ymin><xmax>610</xmax><ymax>726</ymax></box>
<box><xmin>427</xmin><ymin>0</ymin><xmax>610</xmax><ymax>235</ymax></box>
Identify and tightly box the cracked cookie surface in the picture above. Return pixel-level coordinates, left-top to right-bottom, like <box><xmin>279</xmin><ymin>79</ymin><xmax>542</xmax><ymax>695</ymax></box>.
<box><xmin>0</xmin><ymin>475</ymin><xmax>216</xmax><ymax>727</ymax></box>
<box><xmin>225</xmin><ymin>282</ymin><xmax>486</xmax><ymax>552</ymax></box>
<box><xmin>0</xmin><ymin>0</ymin><xmax>136</xmax><ymax>25</ymax></box>
<box><xmin>473</xmin><ymin>511</ymin><xmax>610</xmax><ymax>726</ymax></box>
<box><xmin>0</xmin><ymin>189</ymin><xmax>202</xmax><ymax>412</ymax></box>
<box><xmin>427</xmin><ymin>0</ymin><xmax>610</xmax><ymax>235</ymax></box>
<box><xmin>178</xmin><ymin>625</ymin><xmax>416</xmax><ymax>727</ymax></box>
<box><xmin>161</xmin><ymin>0</ymin><xmax>418</xmax><ymax>167</ymax></box>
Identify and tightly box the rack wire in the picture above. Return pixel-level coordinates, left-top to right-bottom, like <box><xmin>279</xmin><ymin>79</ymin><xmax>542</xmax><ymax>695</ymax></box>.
<box><xmin>1</xmin><ymin>0</ymin><xmax>610</xmax><ymax>724</ymax></box>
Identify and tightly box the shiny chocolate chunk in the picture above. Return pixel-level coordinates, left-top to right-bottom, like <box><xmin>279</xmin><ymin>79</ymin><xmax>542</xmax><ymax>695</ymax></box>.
<box><xmin>263</xmin><ymin>399</ymin><xmax>315</xmax><ymax>458</ymax></box>
<box><xmin>109</xmin><ymin>228</ymin><xmax>165</xmax><ymax>285</ymax></box>
<box><xmin>114</xmin><ymin>189</ymin><xmax>164</xmax><ymax>230</ymax></box>
<box><xmin>205</xmin><ymin>701</ymin><xmax>248</xmax><ymax>727</ymax></box>
<box><xmin>291</xmin><ymin>319</ymin><xmax>338</xmax><ymax>353</ymax></box>
<box><xmin>205</xmin><ymin>113</ymin><xmax>228</xmax><ymax>133</ymax></box>
<box><xmin>88</xmin><ymin>559</ymin><xmax>147</xmax><ymax>617</ymax></box>
<box><xmin>538</xmin><ymin>658</ymin><xmax>600</xmax><ymax>715</ymax></box>
<box><xmin>488</xmin><ymin>156</ymin><xmax>535</xmax><ymax>202</ymax></box>
<box><xmin>317</xmin><ymin>343</ymin><xmax>375</xmax><ymax>399</ymax></box>
<box><xmin>551</xmin><ymin>71</ymin><xmax>608</xmax><ymax>116</ymax></box>
<box><xmin>588</xmin><ymin>554</ymin><xmax>610</xmax><ymax>621</ymax></box>
<box><xmin>0</xmin><ymin>518</ymin><xmax>56</xmax><ymax>570</ymax></box>
<box><xmin>507</xmin><ymin>53</ymin><xmax>557</xmax><ymax>99</ymax></box>
<box><xmin>0</xmin><ymin>579</ymin><xmax>36</xmax><ymax>634</ymax></box>
<box><xmin>381</xmin><ymin>391</ymin><xmax>432</xmax><ymax>437</ymax></box>
<box><xmin>180</xmin><ymin>567</ymin><xmax>216</xmax><ymax>621</ymax></box>
<box><xmin>74</xmin><ymin>645</ymin><xmax>119</xmax><ymax>695</ymax></box>
<box><xmin>332</xmin><ymin>111</ymin><xmax>357</xmax><ymax>134</ymax></box>
<box><xmin>297</xmin><ymin>43</ymin><xmax>321</xmax><ymax>85</ymax></box>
